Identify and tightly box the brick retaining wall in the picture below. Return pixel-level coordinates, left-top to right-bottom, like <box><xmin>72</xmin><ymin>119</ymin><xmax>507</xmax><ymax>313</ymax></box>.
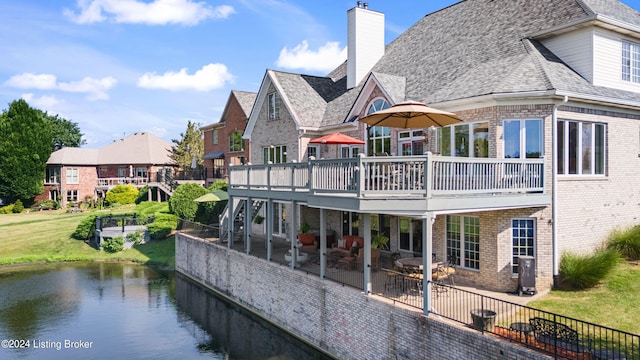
<box><xmin>176</xmin><ymin>233</ymin><xmax>549</xmax><ymax>360</ymax></box>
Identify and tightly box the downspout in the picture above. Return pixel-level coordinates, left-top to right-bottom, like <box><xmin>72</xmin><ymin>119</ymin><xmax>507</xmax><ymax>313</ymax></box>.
<box><xmin>551</xmin><ymin>95</ymin><xmax>568</xmax><ymax>289</ymax></box>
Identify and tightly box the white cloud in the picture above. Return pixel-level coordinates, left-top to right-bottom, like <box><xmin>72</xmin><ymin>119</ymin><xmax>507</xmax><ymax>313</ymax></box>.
<box><xmin>276</xmin><ymin>40</ymin><xmax>347</xmax><ymax>73</ymax></box>
<box><xmin>5</xmin><ymin>72</ymin><xmax>117</xmax><ymax>101</ymax></box>
<box><xmin>137</xmin><ymin>63</ymin><xmax>234</xmax><ymax>91</ymax></box>
<box><xmin>58</xmin><ymin>76</ymin><xmax>118</xmax><ymax>100</ymax></box>
<box><xmin>20</xmin><ymin>93</ymin><xmax>62</xmax><ymax>109</ymax></box>
<box><xmin>5</xmin><ymin>73</ymin><xmax>57</xmax><ymax>89</ymax></box>
<box><xmin>64</xmin><ymin>0</ymin><xmax>235</xmax><ymax>26</ymax></box>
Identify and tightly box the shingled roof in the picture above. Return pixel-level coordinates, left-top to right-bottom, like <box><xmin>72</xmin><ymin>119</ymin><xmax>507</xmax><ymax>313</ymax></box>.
<box><xmin>267</xmin><ymin>0</ymin><xmax>640</xmax><ymax>130</ymax></box>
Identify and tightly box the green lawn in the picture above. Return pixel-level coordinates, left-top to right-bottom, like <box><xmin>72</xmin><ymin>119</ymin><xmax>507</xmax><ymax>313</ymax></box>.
<box><xmin>0</xmin><ymin>208</ymin><xmax>174</xmax><ymax>268</ymax></box>
<box><xmin>528</xmin><ymin>262</ymin><xmax>640</xmax><ymax>334</ymax></box>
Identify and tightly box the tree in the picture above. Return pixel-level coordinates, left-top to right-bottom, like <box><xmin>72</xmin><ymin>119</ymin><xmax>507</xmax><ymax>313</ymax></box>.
<box><xmin>0</xmin><ymin>100</ymin><xmax>53</xmax><ymax>204</ymax></box>
<box><xmin>39</xmin><ymin>111</ymin><xmax>85</xmax><ymax>151</ymax></box>
<box><xmin>171</xmin><ymin>121</ymin><xmax>203</xmax><ymax>170</ymax></box>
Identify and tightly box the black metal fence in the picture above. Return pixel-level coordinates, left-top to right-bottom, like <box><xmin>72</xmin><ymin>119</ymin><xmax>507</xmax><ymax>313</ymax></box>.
<box><xmin>427</xmin><ymin>282</ymin><xmax>638</xmax><ymax>360</ymax></box>
<box><xmin>96</xmin><ymin>214</ymin><xmax>155</xmax><ymax>231</ymax></box>
<box><xmin>178</xmin><ymin>220</ymin><xmax>221</xmax><ymax>240</ymax></box>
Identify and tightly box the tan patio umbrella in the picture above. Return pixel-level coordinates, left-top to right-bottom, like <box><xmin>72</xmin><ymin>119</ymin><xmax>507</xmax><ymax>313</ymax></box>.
<box><xmin>359</xmin><ymin>101</ymin><xmax>462</xmax><ymax>128</ymax></box>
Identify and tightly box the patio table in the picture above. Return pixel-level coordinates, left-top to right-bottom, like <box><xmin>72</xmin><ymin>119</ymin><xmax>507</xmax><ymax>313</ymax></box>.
<box><xmin>394</xmin><ymin>257</ymin><xmax>441</xmax><ymax>272</ymax></box>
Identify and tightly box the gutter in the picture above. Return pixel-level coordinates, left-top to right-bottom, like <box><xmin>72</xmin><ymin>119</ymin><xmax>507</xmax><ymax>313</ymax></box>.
<box><xmin>551</xmin><ymin>95</ymin><xmax>568</xmax><ymax>289</ymax></box>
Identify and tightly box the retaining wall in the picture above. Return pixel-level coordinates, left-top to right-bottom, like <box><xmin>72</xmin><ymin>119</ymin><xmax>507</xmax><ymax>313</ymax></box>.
<box><xmin>176</xmin><ymin>233</ymin><xmax>549</xmax><ymax>360</ymax></box>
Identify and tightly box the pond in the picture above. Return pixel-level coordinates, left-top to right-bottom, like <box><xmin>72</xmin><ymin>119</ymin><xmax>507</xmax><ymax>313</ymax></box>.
<box><xmin>0</xmin><ymin>262</ymin><xmax>332</xmax><ymax>360</ymax></box>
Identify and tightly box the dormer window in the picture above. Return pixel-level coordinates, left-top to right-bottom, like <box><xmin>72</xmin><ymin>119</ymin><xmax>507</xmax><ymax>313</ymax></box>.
<box><xmin>621</xmin><ymin>40</ymin><xmax>640</xmax><ymax>83</ymax></box>
<box><xmin>268</xmin><ymin>92</ymin><xmax>280</xmax><ymax>120</ymax></box>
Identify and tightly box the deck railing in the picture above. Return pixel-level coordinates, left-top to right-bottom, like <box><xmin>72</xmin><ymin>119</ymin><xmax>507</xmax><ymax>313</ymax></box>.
<box><xmin>229</xmin><ymin>153</ymin><xmax>545</xmax><ymax>198</ymax></box>
<box><xmin>96</xmin><ymin>177</ymin><xmax>149</xmax><ymax>187</ymax></box>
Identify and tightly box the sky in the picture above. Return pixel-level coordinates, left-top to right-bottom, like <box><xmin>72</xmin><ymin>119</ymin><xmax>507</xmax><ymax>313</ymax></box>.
<box><xmin>2</xmin><ymin>0</ymin><xmax>640</xmax><ymax>149</ymax></box>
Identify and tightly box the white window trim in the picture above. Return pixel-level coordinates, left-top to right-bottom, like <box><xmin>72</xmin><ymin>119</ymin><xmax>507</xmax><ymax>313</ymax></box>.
<box><xmin>502</xmin><ymin>119</ymin><xmax>543</xmax><ymax>159</ymax></box>
<box><xmin>558</xmin><ymin>120</ymin><xmax>607</xmax><ymax>176</ymax></box>
<box><xmin>66</xmin><ymin>168</ymin><xmax>79</xmax><ymax>184</ymax></box>
<box><xmin>445</xmin><ymin>215</ymin><xmax>480</xmax><ymax>271</ymax></box>
<box><xmin>510</xmin><ymin>218</ymin><xmax>536</xmax><ymax>277</ymax></box>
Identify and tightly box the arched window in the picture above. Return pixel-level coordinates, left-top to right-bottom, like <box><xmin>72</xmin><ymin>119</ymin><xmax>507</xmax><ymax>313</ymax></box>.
<box><xmin>366</xmin><ymin>99</ymin><xmax>390</xmax><ymax>155</ymax></box>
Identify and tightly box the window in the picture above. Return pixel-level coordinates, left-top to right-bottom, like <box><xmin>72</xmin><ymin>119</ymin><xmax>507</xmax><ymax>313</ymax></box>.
<box><xmin>46</xmin><ymin>168</ymin><xmax>60</xmax><ymax>184</ymax></box>
<box><xmin>503</xmin><ymin>119</ymin><xmax>543</xmax><ymax>158</ymax></box>
<box><xmin>212</xmin><ymin>129</ymin><xmax>218</xmax><ymax>145</ymax></box>
<box><xmin>446</xmin><ymin>215</ymin><xmax>480</xmax><ymax>270</ymax></box>
<box><xmin>437</xmin><ymin>122</ymin><xmax>488</xmax><ymax>157</ymax></box>
<box><xmin>367</xmin><ymin>99</ymin><xmax>390</xmax><ymax>155</ymax></box>
<box><xmin>622</xmin><ymin>40</ymin><xmax>640</xmax><ymax>83</ymax></box>
<box><xmin>229</xmin><ymin>130</ymin><xmax>243</xmax><ymax>152</ymax></box>
<box><xmin>263</xmin><ymin>145</ymin><xmax>287</xmax><ymax>164</ymax></box>
<box><xmin>511</xmin><ymin>219</ymin><xmax>535</xmax><ymax>275</ymax></box>
<box><xmin>370</xmin><ymin>214</ymin><xmax>391</xmax><ymax>251</ymax></box>
<box><xmin>342</xmin><ymin>211</ymin><xmax>360</xmax><ymax>236</ymax></box>
<box><xmin>135</xmin><ymin>167</ymin><xmax>147</xmax><ymax>178</ymax></box>
<box><xmin>399</xmin><ymin>130</ymin><xmax>424</xmax><ymax>155</ymax></box>
<box><xmin>307</xmin><ymin>145</ymin><xmax>319</xmax><ymax>160</ymax></box>
<box><xmin>272</xmin><ymin>202</ymin><xmax>287</xmax><ymax>236</ymax></box>
<box><xmin>399</xmin><ymin>218</ymin><xmax>423</xmax><ymax>256</ymax></box>
<box><xmin>66</xmin><ymin>190</ymin><xmax>78</xmax><ymax>202</ymax></box>
<box><xmin>340</xmin><ymin>145</ymin><xmax>360</xmax><ymax>158</ymax></box>
<box><xmin>268</xmin><ymin>92</ymin><xmax>280</xmax><ymax>120</ymax></box>
<box><xmin>557</xmin><ymin>120</ymin><xmax>606</xmax><ymax>175</ymax></box>
<box><xmin>118</xmin><ymin>167</ymin><xmax>127</xmax><ymax>178</ymax></box>
<box><xmin>66</xmin><ymin>168</ymin><xmax>79</xmax><ymax>184</ymax></box>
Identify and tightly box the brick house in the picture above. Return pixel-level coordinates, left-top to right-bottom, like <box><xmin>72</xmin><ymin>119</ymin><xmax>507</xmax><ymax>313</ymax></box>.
<box><xmin>222</xmin><ymin>0</ymin><xmax>640</xmax><ymax>296</ymax></box>
<box><xmin>38</xmin><ymin>132</ymin><xmax>176</xmax><ymax>208</ymax></box>
<box><xmin>200</xmin><ymin>90</ymin><xmax>256</xmax><ymax>187</ymax></box>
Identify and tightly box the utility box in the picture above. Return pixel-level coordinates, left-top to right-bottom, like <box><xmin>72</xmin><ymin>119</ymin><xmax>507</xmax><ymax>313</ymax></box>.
<box><xmin>517</xmin><ymin>256</ymin><xmax>536</xmax><ymax>296</ymax></box>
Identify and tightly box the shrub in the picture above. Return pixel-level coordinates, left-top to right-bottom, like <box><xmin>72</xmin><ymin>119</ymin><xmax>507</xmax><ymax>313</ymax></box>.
<box><xmin>12</xmin><ymin>200</ymin><xmax>24</xmax><ymax>213</ymax></box>
<box><xmin>147</xmin><ymin>213</ymin><xmax>178</xmax><ymax>240</ymax></box>
<box><xmin>559</xmin><ymin>249</ymin><xmax>620</xmax><ymax>289</ymax></box>
<box><xmin>135</xmin><ymin>185</ymin><xmax>149</xmax><ymax>204</ymax></box>
<box><xmin>0</xmin><ymin>204</ymin><xmax>14</xmax><ymax>214</ymax></box>
<box><xmin>208</xmin><ymin>180</ymin><xmax>228</xmax><ymax>191</ymax></box>
<box><xmin>607</xmin><ymin>225</ymin><xmax>640</xmax><ymax>260</ymax></box>
<box><xmin>105</xmin><ymin>184</ymin><xmax>139</xmax><ymax>205</ymax></box>
<box><xmin>36</xmin><ymin>200</ymin><xmax>59</xmax><ymax>210</ymax></box>
<box><xmin>126</xmin><ymin>230</ymin><xmax>144</xmax><ymax>246</ymax></box>
<box><xmin>72</xmin><ymin>215</ymin><xmax>98</xmax><ymax>240</ymax></box>
<box><xmin>103</xmin><ymin>236</ymin><xmax>124</xmax><ymax>253</ymax></box>
<box><xmin>168</xmin><ymin>183</ymin><xmax>207</xmax><ymax>221</ymax></box>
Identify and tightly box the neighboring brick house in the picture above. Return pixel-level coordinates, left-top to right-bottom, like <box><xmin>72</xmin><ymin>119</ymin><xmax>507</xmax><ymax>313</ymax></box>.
<box><xmin>38</xmin><ymin>132</ymin><xmax>176</xmax><ymax>208</ymax></box>
<box><xmin>224</xmin><ymin>0</ymin><xmax>640</xmax><ymax>294</ymax></box>
<box><xmin>200</xmin><ymin>90</ymin><xmax>256</xmax><ymax>187</ymax></box>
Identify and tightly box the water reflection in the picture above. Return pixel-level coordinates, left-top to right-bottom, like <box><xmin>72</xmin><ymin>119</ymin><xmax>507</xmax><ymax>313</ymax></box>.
<box><xmin>175</xmin><ymin>273</ymin><xmax>333</xmax><ymax>360</ymax></box>
<box><xmin>0</xmin><ymin>263</ymin><xmax>330</xmax><ymax>360</ymax></box>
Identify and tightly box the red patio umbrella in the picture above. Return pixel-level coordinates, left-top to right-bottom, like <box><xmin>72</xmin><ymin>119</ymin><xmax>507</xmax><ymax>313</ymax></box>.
<box><xmin>309</xmin><ymin>132</ymin><xmax>365</xmax><ymax>145</ymax></box>
<box><xmin>309</xmin><ymin>132</ymin><xmax>365</xmax><ymax>159</ymax></box>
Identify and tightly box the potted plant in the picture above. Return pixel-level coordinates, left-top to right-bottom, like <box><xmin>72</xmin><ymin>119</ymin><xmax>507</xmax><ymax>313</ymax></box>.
<box><xmin>297</xmin><ymin>219</ymin><xmax>315</xmax><ymax>246</ymax></box>
<box><xmin>372</xmin><ymin>232</ymin><xmax>389</xmax><ymax>249</ymax></box>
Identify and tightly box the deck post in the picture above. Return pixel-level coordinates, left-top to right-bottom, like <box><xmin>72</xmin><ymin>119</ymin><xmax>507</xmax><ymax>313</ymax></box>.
<box><xmin>320</xmin><ymin>208</ymin><xmax>326</xmax><ymax>279</ymax></box>
<box><xmin>227</xmin><ymin>196</ymin><xmax>234</xmax><ymax>249</ymax></box>
<box><xmin>290</xmin><ymin>201</ymin><xmax>297</xmax><ymax>269</ymax></box>
<box><xmin>363</xmin><ymin>213</ymin><xmax>372</xmax><ymax>294</ymax></box>
<box><xmin>245</xmin><ymin>197</ymin><xmax>252</xmax><ymax>254</ymax></box>
<box><xmin>423</xmin><ymin>212</ymin><xmax>434</xmax><ymax>316</ymax></box>
<box><xmin>267</xmin><ymin>199</ymin><xmax>273</xmax><ymax>261</ymax></box>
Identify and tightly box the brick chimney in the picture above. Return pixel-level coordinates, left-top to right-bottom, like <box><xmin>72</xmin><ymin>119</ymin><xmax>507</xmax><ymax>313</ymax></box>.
<box><xmin>347</xmin><ymin>2</ymin><xmax>384</xmax><ymax>89</ymax></box>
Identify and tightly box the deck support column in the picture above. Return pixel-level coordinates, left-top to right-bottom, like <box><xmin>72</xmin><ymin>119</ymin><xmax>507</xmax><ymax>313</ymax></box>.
<box><xmin>423</xmin><ymin>212</ymin><xmax>435</xmax><ymax>316</ymax></box>
<box><xmin>289</xmin><ymin>201</ymin><xmax>298</xmax><ymax>269</ymax></box>
<box><xmin>320</xmin><ymin>208</ymin><xmax>326</xmax><ymax>279</ymax></box>
<box><xmin>227</xmin><ymin>196</ymin><xmax>234</xmax><ymax>249</ymax></box>
<box><xmin>363</xmin><ymin>213</ymin><xmax>372</xmax><ymax>295</ymax></box>
<box><xmin>267</xmin><ymin>199</ymin><xmax>273</xmax><ymax>262</ymax></box>
<box><xmin>245</xmin><ymin>197</ymin><xmax>252</xmax><ymax>254</ymax></box>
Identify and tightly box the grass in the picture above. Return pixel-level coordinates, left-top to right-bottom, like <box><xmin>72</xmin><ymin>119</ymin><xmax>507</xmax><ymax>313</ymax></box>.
<box><xmin>528</xmin><ymin>262</ymin><xmax>640</xmax><ymax>334</ymax></box>
<box><xmin>0</xmin><ymin>207</ymin><xmax>175</xmax><ymax>268</ymax></box>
